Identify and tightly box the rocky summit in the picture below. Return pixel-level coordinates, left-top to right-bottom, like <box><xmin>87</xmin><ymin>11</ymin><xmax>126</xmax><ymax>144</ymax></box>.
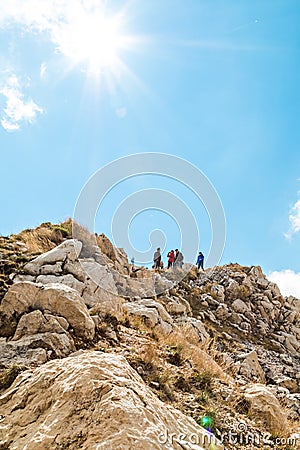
<box><xmin>0</xmin><ymin>221</ymin><xmax>299</xmax><ymax>450</ymax></box>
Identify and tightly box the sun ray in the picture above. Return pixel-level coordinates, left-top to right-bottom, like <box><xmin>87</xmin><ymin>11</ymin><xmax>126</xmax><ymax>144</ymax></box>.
<box><xmin>46</xmin><ymin>0</ymin><xmax>144</xmax><ymax>83</ymax></box>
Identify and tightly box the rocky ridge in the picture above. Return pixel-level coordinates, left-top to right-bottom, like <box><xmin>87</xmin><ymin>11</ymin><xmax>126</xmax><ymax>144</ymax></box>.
<box><xmin>0</xmin><ymin>222</ymin><xmax>299</xmax><ymax>449</ymax></box>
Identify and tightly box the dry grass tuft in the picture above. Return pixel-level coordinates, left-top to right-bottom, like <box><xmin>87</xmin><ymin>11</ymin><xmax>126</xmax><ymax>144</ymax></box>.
<box><xmin>138</xmin><ymin>343</ymin><xmax>160</xmax><ymax>368</ymax></box>
<box><xmin>10</xmin><ymin>219</ymin><xmax>105</xmax><ymax>258</ymax></box>
<box><xmin>158</xmin><ymin>328</ymin><xmax>233</xmax><ymax>382</ymax></box>
<box><xmin>11</xmin><ymin>219</ymin><xmax>73</xmax><ymax>254</ymax></box>
<box><xmin>129</xmin><ymin>343</ymin><xmax>175</xmax><ymax>401</ymax></box>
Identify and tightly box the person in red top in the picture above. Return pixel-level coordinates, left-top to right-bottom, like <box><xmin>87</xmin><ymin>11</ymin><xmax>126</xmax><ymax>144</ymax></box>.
<box><xmin>167</xmin><ymin>249</ymin><xmax>175</xmax><ymax>269</ymax></box>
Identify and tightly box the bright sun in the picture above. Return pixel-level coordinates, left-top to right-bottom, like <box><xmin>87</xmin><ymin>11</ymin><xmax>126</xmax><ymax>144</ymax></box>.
<box><xmin>58</xmin><ymin>10</ymin><xmax>127</xmax><ymax>76</ymax></box>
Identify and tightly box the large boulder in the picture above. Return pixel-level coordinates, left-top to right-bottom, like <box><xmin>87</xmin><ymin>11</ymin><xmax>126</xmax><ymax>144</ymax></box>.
<box><xmin>124</xmin><ymin>298</ymin><xmax>173</xmax><ymax>335</ymax></box>
<box><xmin>231</xmin><ymin>298</ymin><xmax>249</xmax><ymax>315</ymax></box>
<box><xmin>0</xmin><ymin>281</ymin><xmax>95</xmax><ymax>340</ymax></box>
<box><xmin>114</xmin><ymin>272</ymin><xmax>157</xmax><ymax>298</ymax></box>
<box><xmin>36</xmin><ymin>273</ymin><xmax>85</xmax><ymax>294</ymax></box>
<box><xmin>81</xmin><ymin>260</ymin><xmax>118</xmax><ymax>295</ymax></box>
<box><xmin>0</xmin><ymin>337</ymin><xmax>48</xmax><ymax>367</ymax></box>
<box><xmin>174</xmin><ymin>317</ymin><xmax>210</xmax><ymax>343</ymax></box>
<box><xmin>237</xmin><ymin>350</ymin><xmax>265</xmax><ymax>383</ymax></box>
<box><xmin>0</xmin><ymin>332</ymin><xmax>75</xmax><ymax>366</ymax></box>
<box><xmin>157</xmin><ymin>294</ymin><xmax>191</xmax><ymax>316</ymax></box>
<box><xmin>12</xmin><ymin>310</ymin><xmax>69</xmax><ymax>341</ymax></box>
<box><xmin>244</xmin><ymin>384</ymin><xmax>288</xmax><ymax>434</ymax></box>
<box><xmin>23</xmin><ymin>239</ymin><xmax>82</xmax><ymax>274</ymax></box>
<box><xmin>18</xmin><ymin>238</ymin><xmax>120</xmax><ymax>304</ymax></box>
<box><xmin>0</xmin><ymin>351</ymin><xmax>223</xmax><ymax>450</ymax></box>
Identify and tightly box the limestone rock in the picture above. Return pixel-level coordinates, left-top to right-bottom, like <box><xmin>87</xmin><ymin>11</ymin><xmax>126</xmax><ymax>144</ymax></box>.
<box><xmin>81</xmin><ymin>260</ymin><xmax>118</xmax><ymax>294</ymax></box>
<box><xmin>13</xmin><ymin>274</ymin><xmax>35</xmax><ymax>283</ymax></box>
<box><xmin>96</xmin><ymin>234</ymin><xmax>131</xmax><ymax>275</ymax></box>
<box><xmin>40</xmin><ymin>261</ymin><xmax>63</xmax><ymax>275</ymax></box>
<box><xmin>130</xmin><ymin>267</ymin><xmax>152</xmax><ymax>279</ymax></box>
<box><xmin>125</xmin><ymin>298</ymin><xmax>173</xmax><ymax>334</ymax></box>
<box><xmin>283</xmin><ymin>333</ymin><xmax>300</xmax><ymax>355</ymax></box>
<box><xmin>154</xmin><ymin>274</ymin><xmax>176</xmax><ymax>296</ymax></box>
<box><xmin>18</xmin><ymin>238</ymin><xmax>124</xmax><ymax>306</ymax></box>
<box><xmin>215</xmin><ymin>303</ymin><xmax>230</xmax><ymax>320</ymax></box>
<box><xmin>237</xmin><ymin>350</ymin><xmax>265</xmax><ymax>383</ymax></box>
<box><xmin>96</xmin><ymin>233</ymin><xmax>118</xmax><ymax>261</ymax></box>
<box><xmin>115</xmin><ymin>273</ymin><xmax>157</xmax><ymax>298</ymax></box>
<box><xmin>200</xmin><ymin>293</ymin><xmax>219</xmax><ymax>308</ymax></box>
<box><xmin>225</xmin><ymin>279</ymin><xmax>241</xmax><ymax>300</ymax></box>
<box><xmin>24</xmin><ymin>239</ymin><xmax>82</xmax><ymax>273</ymax></box>
<box><xmin>0</xmin><ymin>332</ymin><xmax>75</xmax><ymax>366</ymax></box>
<box><xmin>36</xmin><ymin>273</ymin><xmax>85</xmax><ymax>294</ymax></box>
<box><xmin>12</xmin><ymin>310</ymin><xmax>69</xmax><ymax>341</ymax></box>
<box><xmin>244</xmin><ymin>383</ymin><xmax>288</xmax><ymax>434</ymax></box>
<box><xmin>0</xmin><ymin>282</ymin><xmax>95</xmax><ymax>340</ymax></box>
<box><xmin>232</xmin><ymin>298</ymin><xmax>249</xmax><ymax>314</ymax></box>
<box><xmin>63</xmin><ymin>259</ymin><xmax>86</xmax><ymax>282</ymax></box>
<box><xmin>0</xmin><ymin>351</ymin><xmax>223</xmax><ymax>450</ymax></box>
<box><xmin>175</xmin><ymin>317</ymin><xmax>210</xmax><ymax>343</ymax></box>
<box><xmin>273</xmin><ymin>376</ymin><xmax>299</xmax><ymax>394</ymax></box>
<box><xmin>0</xmin><ymin>337</ymin><xmax>47</xmax><ymax>367</ymax></box>
<box><xmin>210</xmin><ymin>284</ymin><xmax>225</xmax><ymax>301</ymax></box>
<box><xmin>158</xmin><ymin>295</ymin><xmax>191</xmax><ymax>316</ymax></box>
<box><xmin>284</xmin><ymin>393</ymin><xmax>300</xmax><ymax>420</ymax></box>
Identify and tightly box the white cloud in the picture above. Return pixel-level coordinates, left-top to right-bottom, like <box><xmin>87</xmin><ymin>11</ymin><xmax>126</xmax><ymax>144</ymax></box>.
<box><xmin>0</xmin><ymin>74</ymin><xmax>43</xmax><ymax>132</ymax></box>
<box><xmin>1</xmin><ymin>117</ymin><xmax>20</xmax><ymax>131</ymax></box>
<box><xmin>285</xmin><ymin>199</ymin><xmax>300</xmax><ymax>239</ymax></box>
<box><xmin>268</xmin><ymin>269</ymin><xmax>300</xmax><ymax>298</ymax></box>
<box><xmin>0</xmin><ymin>1</ymin><xmax>69</xmax><ymax>31</ymax></box>
<box><xmin>0</xmin><ymin>1</ymin><xmax>86</xmax><ymax>49</ymax></box>
<box><xmin>0</xmin><ymin>1</ymin><xmax>126</xmax><ymax>71</ymax></box>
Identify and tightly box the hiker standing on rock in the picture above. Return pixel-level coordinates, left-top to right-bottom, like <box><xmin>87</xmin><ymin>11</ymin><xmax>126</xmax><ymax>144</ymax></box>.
<box><xmin>174</xmin><ymin>249</ymin><xmax>184</xmax><ymax>268</ymax></box>
<box><xmin>196</xmin><ymin>252</ymin><xmax>204</xmax><ymax>271</ymax></box>
<box><xmin>167</xmin><ymin>249</ymin><xmax>175</xmax><ymax>269</ymax></box>
<box><xmin>153</xmin><ymin>248</ymin><xmax>161</xmax><ymax>271</ymax></box>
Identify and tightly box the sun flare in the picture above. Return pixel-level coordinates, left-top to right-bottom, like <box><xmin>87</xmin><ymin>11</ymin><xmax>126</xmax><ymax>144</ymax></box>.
<box><xmin>57</xmin><ymin>9</ymin><xmax>127</xmax><ymax>76</ymax></box>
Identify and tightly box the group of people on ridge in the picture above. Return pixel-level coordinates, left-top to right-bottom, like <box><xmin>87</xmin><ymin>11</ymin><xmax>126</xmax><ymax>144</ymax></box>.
<box><xmin>153</xmin><ymin>248</ymin><xmax>184</xmax><ymax>270</ymax></box>
<box><xmin>153</xmin><ymin>248</ymin><xmax>205</xmax><ymax>271</ymax></box>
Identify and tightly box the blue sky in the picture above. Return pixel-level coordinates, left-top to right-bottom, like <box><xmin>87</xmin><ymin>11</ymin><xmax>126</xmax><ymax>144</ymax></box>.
<box><xmin>0</xmin><ymin>0</ymin><xmax>300</xmax><ymax>296</ymax></box>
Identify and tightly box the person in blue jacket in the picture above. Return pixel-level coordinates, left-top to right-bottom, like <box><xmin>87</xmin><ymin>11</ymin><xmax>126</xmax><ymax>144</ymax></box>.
<box><xmin>196</xmin><ymin>252</ymin><xmax>204</xmax><ymax>270</ymax></box>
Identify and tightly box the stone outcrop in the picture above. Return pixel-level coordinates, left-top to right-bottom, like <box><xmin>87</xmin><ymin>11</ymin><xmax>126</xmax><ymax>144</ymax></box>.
<box><xmin>1</xmin><ymin>281</ymin><xmax>95</xmax><ymax>340</ymax></box>
<box><xmin>180</xmin><ymin>264</ymin><xmax>300</xmax><ymax>356</ymax></box>
<box><xmin>243</xmin><ymin>384</ymin><xmax>288</xmax><ymax>435</ymax></box>
<box><xmin>16</xmin><ymin>239</ymin><xmax>174</xmax><ymax>302</ymax></box>
<box><xmin>0</xmin><ymin>281</ymin><xmax>94</xmax><ymax>366</ymax></box>
<box><xmin>174</xmin><ymin>317</ymin><xmax>210</xmax><ymax>343</ymax></box>
<box><xmin>0</xmin><ymin>224</ymin><xmax>300</xmax><ymax>449</ymax></box>
<box><xmin>124</xmin><ymin>298</ymin><xmax>174</xmax><ymax>335</ymax></box>
<box><xmin>236</xmin><ymin>350</ymin><xmax>265</xmax><ymax>383</ymax></box>
<box><xmin>16</xmin><ymin>239</ymin><xmax>119</xmax><ymax>307</ymax></box>
<box><xmin>0</xmin><ymin>351</ymin><xmax>223</xmax><ymax>450</ymax></box>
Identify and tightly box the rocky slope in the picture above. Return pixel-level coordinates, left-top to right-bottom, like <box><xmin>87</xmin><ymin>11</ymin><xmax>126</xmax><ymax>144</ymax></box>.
<box><xmin>0</xmin><ymin>222</ymin><xmax>299</xmax><ymax>449</ymax></box>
